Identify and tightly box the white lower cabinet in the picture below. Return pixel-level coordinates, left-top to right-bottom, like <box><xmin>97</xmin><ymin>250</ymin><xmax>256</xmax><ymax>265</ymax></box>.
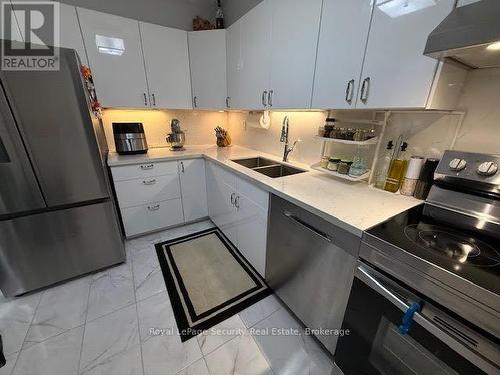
<box><xmin>110</xmin><ymin>158</ymin><xmax>207</xmax><ymax>238</ymax></box>
<box><xmin>121</xmin><ymin>199</ymin><xmax>184</xmax><ymax>236</ymax></box>
<box><xmin>206</xmin><ymin>161</ymin><xmax>269</xmax><ymax>276</ymax></box>
<box><xmin>178</xmin><ymin>159</ymin><xmax>208</xmax><ymax>222</ymax></box>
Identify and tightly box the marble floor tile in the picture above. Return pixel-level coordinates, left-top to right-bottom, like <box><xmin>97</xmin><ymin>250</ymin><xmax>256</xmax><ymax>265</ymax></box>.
<box><xmin>79</xmin><ymin>344</ymin><xmax>143</xmax><ymax>375</ymax></box>
<box><xmin>0</xmin><ymin>352</ymin><xmax>18</xmax><ymax>375</ymax></box>
<box><xmin>174</xmin><ymin>359</ymin><xmax>210</xmax><ymax>375</ymax></box>
<box><xmin>131</xmin><ymin>247</ymin><xmax>165</xmax><ymax>302</ymax></box>
<box><xmin>137</xmin><ymin>292</ymin><xmax>202</xmax><ymax>375</ymax></box>
<box><xmin>12</xmin><ymin>326</ymin><xmax>83</xmax><ymax>375</ymax></box>
<box><xmin>24</xmin><ymin>277</ymin><xmax>90</xmax><ymax>348</ymax></box>
<box><xmin>239</xmin><ymin>295</ymin><xmax>282</xmax><ymax>329</ymax></box>
<box><xmin>205</xmin><ymin>333</ymin><xmax>273</xmax><ymax>375</ymax></box>
<box><xmin>0</xmin><ymin>292</ymin><xmax>42</xmax><ymax>356</ymax></box>
<box><xmin>197</xmin><ymin>315</ymin><xmax>246</xmax><ymax>356</ymax></box>
<box><xmin>141</xmin><ymin>332</ymin><xmax>202</xmax><ymax>375</ymax></box>
<box><xmin>86</xmin><ymin>263</ymin><xmax>135</xmax><ymax>322</ymax></box>
<box><xmin>252</xmin><ymin>308</ymin><xmax>333</xmax><ymax>375</ymax></box>
<box><xmin>79</xmin><ymin>304</ymin><xmax>141</xmax><ymax>375</ymax></box>
<box><xmin>136</xmin><ymin>292</ymin><xmax>174</xmax><ymax>344</ymax></box>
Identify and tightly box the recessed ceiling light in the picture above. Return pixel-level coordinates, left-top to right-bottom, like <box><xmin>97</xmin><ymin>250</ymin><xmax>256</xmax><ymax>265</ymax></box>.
<box><xmin>486</xmin><ymin>41</ymin><xmax>500</xmax><ymax>51</ymax></box>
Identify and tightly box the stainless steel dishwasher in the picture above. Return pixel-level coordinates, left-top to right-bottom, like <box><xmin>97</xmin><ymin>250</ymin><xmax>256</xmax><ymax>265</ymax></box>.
<box><xmin>266</xmin><ymin>195</ymin><xmax>360</xmax><ymax>354</ymax></box>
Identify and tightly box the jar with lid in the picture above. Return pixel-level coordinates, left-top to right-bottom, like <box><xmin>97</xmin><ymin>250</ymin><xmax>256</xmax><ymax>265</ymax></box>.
<box><xmin>338</xmin><ymin>160</ymin><xmax>352</xmax><ymax>174</ymax></box>
<box><xmin>327</xmin><ymin>158</ymin><xmax>341</xmax><ymax>171</ymax></box>
<box><xmin>323</xmin><ymin>118</ymin><xmax>336</xmax><ymax>138</ymax></box>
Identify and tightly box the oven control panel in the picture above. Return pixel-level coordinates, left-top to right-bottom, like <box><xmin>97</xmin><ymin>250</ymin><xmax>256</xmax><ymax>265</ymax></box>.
<box><xmin>435</xmin><ymin>150</ymin><xmax>500</xmax><ymax>187</ymax></box>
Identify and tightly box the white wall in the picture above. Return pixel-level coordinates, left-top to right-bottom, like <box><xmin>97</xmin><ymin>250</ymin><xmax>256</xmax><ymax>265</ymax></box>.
<box><xmin>102</xmin><ymin>109</ymin><xmax>227</xmax><ymax>151</ymax></box>
<box><xmin>58</xmin><ymin>0</ymin><xmax>215</xmax><ymax>30</ymax></box>
<box><xmin>454</xmin><ymin>67</ymin><xmax>500</xmax><ymax>154</ymax></box>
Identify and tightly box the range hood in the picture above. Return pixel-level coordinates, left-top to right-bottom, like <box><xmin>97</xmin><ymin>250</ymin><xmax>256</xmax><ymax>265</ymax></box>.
<box><xmin>424</xmin><ymin>0</ymin><xmax>500</xmax><ymax>69</ymax></box>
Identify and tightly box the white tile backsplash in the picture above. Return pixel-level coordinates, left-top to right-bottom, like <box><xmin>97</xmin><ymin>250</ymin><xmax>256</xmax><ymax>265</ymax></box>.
<box><xmin>102</xmin><ymin>109</ymin><xmax>227</xmax><ymax>151</ymax></box>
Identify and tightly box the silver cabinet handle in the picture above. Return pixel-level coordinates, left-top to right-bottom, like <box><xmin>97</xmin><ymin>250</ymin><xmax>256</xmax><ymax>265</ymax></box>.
<box><xmin>268</xmin><ymin>90</ymin><xmax>273</xmax><ymax>107</ymax></box>
<box><xmin>142</xmin><ymin>178</ymin><xmax>156</xmax><ymax>185</ymax></box>
<box><xmin>147</xmin><ymin>204</ymin><xmax>160</xmax><ymax>211</ymax></box>
<box><xmin>234</xmin><ymin>195</ymin><xmax>240</xmax><ymax>209</ymax></box>
<box><xmin>230</xmin><ymin>192</ymin><xmax>236</xmax><ymax>206</ymax></box>
<box><xmin>140</xmin><ymin>164</ymin><xmax>154</xmax><ymax>170</ymax></box>
<box><xmin>283</xmin><ymin>210</ymin><xmax>331</xmax><ymax>242</ymax></box>
<box><xmin>360</xmin><ymin>77</ymin><xmax>370</xmax><ymax>104</ymax></box>
<box><xmin>193</xmin><ymin>96</ymin><xmax>198</xmax><ymax>108</ymax></box>
<box><xmin>152</xmin><ymin>93</ymin><xmax>156</xmax><ymax>106</ymax></box>
<box><xmin>345</xmin><ymin>79</ymin><xmax>355</xmax><ymax>104</ymax></box>
<box><xmin>226</xmin><ymin>96</ymin><xmax>231</xmax><ymax>108</ymax></box>
<box><xmin>262</xmin><ymin>90</ymin><xmax>268</xmax><ymax>107</ymax></box>
<box><xmin>180</xmin><ymin>161</ymin><xmax>185</xmax><ymax>173</ymax></box>
<box><xmin>143</xmin><ymin>92</ymin><xmax>148</xmax><ymax>106</ymax></box>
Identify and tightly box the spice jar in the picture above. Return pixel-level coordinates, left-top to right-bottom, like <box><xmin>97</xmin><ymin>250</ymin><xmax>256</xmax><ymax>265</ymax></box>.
<box><xmin>320</xmin><ymin>156</ymin><xmax>329</xmax><ymax>168</ymax></box>
<box><xmin>338</xmin><ymin>160</ymin><xmax>352</xmax><ymax>174</ymax></box>
<box><xmin>327</xmin><ymin>158</ymin><xmax>341</xmax><ymax>171</ymax></box>
<box><xmin>353</xmin><ymin>129</ymin><xmax>366</xmax><ymax>142</ymax></box>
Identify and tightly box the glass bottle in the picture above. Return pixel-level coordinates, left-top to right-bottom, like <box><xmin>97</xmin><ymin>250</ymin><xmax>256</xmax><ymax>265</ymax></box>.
<box><xmin>384</xmin><ymin>142</ymin><xmax>409</xmax><ymax>193</ymax></box>
<box><xmin>374</xmin><ymin>141</ymin><xmax>394</xmax><ymax>189</ymax></box>
<box><xmin>216</xmin><ymin>0</ymin><xmax>225</xmax><ymax>29</ymax></box>
<box><xmin>349</xmin><ymin>146</ymin><xmax>369</xmax><ymax>177</ymax></box>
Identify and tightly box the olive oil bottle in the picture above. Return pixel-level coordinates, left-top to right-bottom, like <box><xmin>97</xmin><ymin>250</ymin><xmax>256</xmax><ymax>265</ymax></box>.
<box><xmin>384</xmin><ymin>142</ymin><xmax>408</xmax><ymax>193</ymax></box>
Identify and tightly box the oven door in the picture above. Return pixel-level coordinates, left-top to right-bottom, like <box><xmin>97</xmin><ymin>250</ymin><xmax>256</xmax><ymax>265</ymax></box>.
<box><xmin>334</xmin><ymin>261</ymin><xmax>500</xmax><ymax>375</ymax></box>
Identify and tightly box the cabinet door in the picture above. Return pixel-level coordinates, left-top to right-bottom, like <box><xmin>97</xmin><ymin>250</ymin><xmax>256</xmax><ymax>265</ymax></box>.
<box><xmin>226</xmin><ymin>20</ymin><xmax>243</xmax><ymax>109</ymax></box>
<box><xmin>357</xmin><ymin>0</ymin><xmax>454</xmax><ymax>109</ymax></box>
<box><xmin>140</xmin><ymin>22</ymin><xmax>192</xmax><ymax>109</ymax></box>
<box><xmin>60</xmin><ymin>4</ymin><xmax>88</xmax><ymax>65</ymax></box>
<box><xmin>179</xmin><ymin>159</ymin><xmax>208</xmax><ymax>222</ymax></box>
<box><xmin>312</xmin><ymin>0</ymin><xmax>373</xmax><ymax>109</ymax></box>
<box><xmin>78</xmin><ymin>8</ymin><xmax>149</xmax><ymax>108</ymax></box>
<box><xmin>268</xmin><ymin>0</ymin><xmax>322</xmax><ymax>109</ymax></box>
<box><xmin>236</xmin><ymin>194</ymin><xmax>267</xmax><ymax>277</ymax></box>
<box><xmin>238</xmin><ymin>1</ymin><xmax>272</xmax><ymax>110</ymax></box>
<box><xmin>205</xmin><ymin>162</ymin><xmax>237</xmax><ymax>244</ymax></box>
<box><xmin>188</xmin><ymin>30</ymin><xmax>227</xmax><ymax>110</ymax></box>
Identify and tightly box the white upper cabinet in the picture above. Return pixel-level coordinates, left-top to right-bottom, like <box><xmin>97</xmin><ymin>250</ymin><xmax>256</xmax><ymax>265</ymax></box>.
<box><xmin>226</xmin><ymin>21</ymin><xmax>243</xmax><ymax>109</ymax></box>
<box><xmin>6</xmin><ymin>2</ymin><xmax>88</xmax><ymax>65</ymax></box>
<box><xmin>238</xmin><ymin>1</ymin><xmax>272</xmax><ymax>110</ymax></box>
<box><xmin>60</xmin><ymin>4</ymin><xmax>88</xmax><ymax>65</ymax></box>
<box><xmin>312</xmin><ymin>0</ymin><xmax>373</xmax><ymax>109</ymax></box>
<box><xmin>188</xmin><ymin>30</ymin><xmax>227</xmax><ymax>110</ymax></box>
<box><xmin>140</xmin><ymin>22</ymin><xmax>192</xmax><ymax>109</ymax></box>
<box><xmin>78</xmin><ymin>8</ymin><xmax>149</xmax><ymax>108</ymax></box>
<box><xmin>268</xmin><ymin>0</ymin><xmax>322</xmax><ymax>109</ymax></box>
<box><xmin>356</xmin><ymin>0</ymin><xmax>455</xmax><ymax>109</ymax></box>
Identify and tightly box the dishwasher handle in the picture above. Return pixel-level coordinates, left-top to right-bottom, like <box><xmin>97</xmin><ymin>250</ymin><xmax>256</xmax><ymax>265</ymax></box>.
<box><xmin>283</xmin><ymin>210</ymin><xmax>331</xmax><ymax>243</ymax></box>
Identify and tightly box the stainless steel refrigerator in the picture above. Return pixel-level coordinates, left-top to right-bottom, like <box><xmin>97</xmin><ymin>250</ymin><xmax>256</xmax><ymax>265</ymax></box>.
<box><xmin>0</xmin><ymin>47</ymin><xmax>125</xmax><ymax>297</ymax></box>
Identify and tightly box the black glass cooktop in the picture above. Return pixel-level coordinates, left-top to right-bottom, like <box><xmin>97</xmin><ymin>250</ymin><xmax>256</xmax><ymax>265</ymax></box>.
<box><xmin>367</xmin><ymin>204</ymin><xmax>500</xmax><ymax>296</ymax></box>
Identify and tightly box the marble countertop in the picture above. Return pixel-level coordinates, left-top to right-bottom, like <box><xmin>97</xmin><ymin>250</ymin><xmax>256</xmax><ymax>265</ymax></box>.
<box><xmin>108</xmin><ymin>145</ymin><xmax>422</xmax><ymax>236</ymax></box>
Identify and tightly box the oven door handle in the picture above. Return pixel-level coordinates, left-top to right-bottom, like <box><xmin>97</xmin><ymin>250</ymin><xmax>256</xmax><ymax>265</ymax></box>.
<box><xmin>356</xmin><ymin>264</ymin><xmax>410</xmax><ymax>312</ymax></box>
<box><xmin>355</xmin><ymin>264</ymin><xmax>500</xmax><ymax>374</ymax></box>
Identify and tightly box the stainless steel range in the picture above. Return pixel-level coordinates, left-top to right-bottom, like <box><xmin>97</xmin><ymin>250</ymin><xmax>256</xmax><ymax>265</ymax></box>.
<box><xmin>335</xmin><ymin>150</ymin><xmax>500</xmax><ymax>374</ymax></box>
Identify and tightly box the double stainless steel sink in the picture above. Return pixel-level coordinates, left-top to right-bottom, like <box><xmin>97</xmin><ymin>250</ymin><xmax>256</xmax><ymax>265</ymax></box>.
<box><xmin>231</xmin><ymin>157</ymin><xmax>306</xmax><ymax>178</ymax></box>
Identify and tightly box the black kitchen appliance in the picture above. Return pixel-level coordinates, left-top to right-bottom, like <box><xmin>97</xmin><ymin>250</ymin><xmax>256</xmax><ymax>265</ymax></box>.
<box><xmin>334</xmin><ymin>150</ymin><xmax>500</xmax><ymax>374</ymax></box>
<box><xmin>113</xmin><ymin>122</ymin><xmax>148</xmax><ymax>154</ymax></box>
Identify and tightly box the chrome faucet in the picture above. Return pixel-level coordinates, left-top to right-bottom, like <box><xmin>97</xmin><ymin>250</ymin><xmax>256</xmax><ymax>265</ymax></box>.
<box><xmin>280</xmin><ymin>116</ymin><xmax>300</xmax><ymax>162</ymax></box>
